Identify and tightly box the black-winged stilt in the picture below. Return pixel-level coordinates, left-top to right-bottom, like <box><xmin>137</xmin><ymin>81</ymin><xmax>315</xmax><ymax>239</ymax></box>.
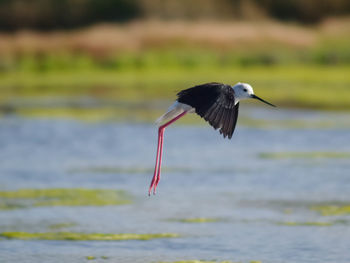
<box><xmin>149</xmin><ymin>82</ymin><xmax>275</xmax><ymax>195</ymax></box>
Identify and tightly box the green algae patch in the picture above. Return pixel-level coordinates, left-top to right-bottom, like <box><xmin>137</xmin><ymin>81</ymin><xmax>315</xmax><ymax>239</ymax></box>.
<box><xmin>157</xmin><ymin>260</ymin><xmax>257</xmax><ymax>263</ymax></box>
<box><xmin>86</xmin><ymin>256</ymin><xmax>108</xmax><ymax>260</ymax></box>
<box><xmin>0</xmin><ymin>202</ymin><xmax>25</xmax><ymax>210</ymax></box>
<box><xmin>169</xmin><ymin>218</ymin><xmax>222</xmax><ymax>223</ymax></box>
<box><xmin>239</xmin><ymin>117</ymin><xmax>341</xmax><ymax>129</ymax></box>
<box><xmin>17</xmin><ymin>107</ymin><xmax>164</xmax><ymax>123</ymax></box>
<box><xmin>49</xmin><ymin>223</ymin><xmax>77</xmax><ymax>230</ymax></box>
<box><xmin>0</xmin><ymin>232</ymin><xmax>180</xmax><ymax>241</ymax></box>
<box><xmin>159</xmin><ymin>261</ymin><xmax>237</xmax><ymax>263</ymax></box>
<box><xmin>0</xmin><ymin>188</ymin><xmax>131</xmax><ymax>209</ymax></box>
<box><xmin>258</xmin><ymin>151</ymin><xmax>350</xmax><ymax>159</ymax></box>
<box><xmin>278</xmin><ymin>221</ymin><xmax>332</xmax><ymax>227</ymax></box>
<box><xmin>311</xmin><ymin>205</ymin><xmax>350</xmax><ymax>216</ymax></box>
<box><xmin>69</xmin><ymin>166</ymin><xmax>193</xmax><ymax>175</ymax></box>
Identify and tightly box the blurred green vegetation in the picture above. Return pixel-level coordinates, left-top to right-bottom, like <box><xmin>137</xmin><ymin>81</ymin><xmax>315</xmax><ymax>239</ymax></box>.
<box><xmin>2</xmin><ymin>44</ymin><xmax>350</xmax><ymax>72</ymax></box>
<box><xmin>255</xmin><ymin>0</ymin><xmax>350</xmax><ymax>23</ymax></box>
<box><xmin>1</xmin><ymin>63</ymin><xmax>350</xmax><ymax>115</ymax></box>
<box><xmin>1</xmin><ymin>0</ymin><xmax>350</xmax><ymax>31</ymax></box>
<box><xmin>0</xmin><ymin>0</ymin><xmax>140</xmax><ymax>30</ymax></box>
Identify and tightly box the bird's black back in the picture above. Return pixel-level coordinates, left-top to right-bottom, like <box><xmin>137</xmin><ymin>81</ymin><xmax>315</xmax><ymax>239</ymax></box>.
<box><xmin>177</xmin><ymin>82</ymin><xmax>239</xmax><ymax>139</ymax></box>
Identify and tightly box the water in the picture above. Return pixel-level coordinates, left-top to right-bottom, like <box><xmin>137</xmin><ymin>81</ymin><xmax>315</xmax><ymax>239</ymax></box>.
<box><xmin>1</xmin><ymin>107</ymin><xmax>350</xmax><ymax>263</ymax></box>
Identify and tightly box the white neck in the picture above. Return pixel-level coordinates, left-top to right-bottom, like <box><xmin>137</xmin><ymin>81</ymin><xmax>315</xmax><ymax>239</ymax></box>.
<box><xmin>232</xmin><ymin>86</ymin><xmax>244</xmax><ymax>104</ymax></box>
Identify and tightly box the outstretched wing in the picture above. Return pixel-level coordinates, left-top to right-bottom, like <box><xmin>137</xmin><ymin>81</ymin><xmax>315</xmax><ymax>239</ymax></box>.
<box><xmin>177</xmin><ymin>82</ymin><xmax>240</xmax><ymax>139</ymax></box>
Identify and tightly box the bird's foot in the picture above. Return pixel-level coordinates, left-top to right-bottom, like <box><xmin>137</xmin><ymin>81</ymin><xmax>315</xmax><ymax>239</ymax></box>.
<box><xmin>148</xmin><ymin>175</ymin><xmax>157</xmax><ymax>196</ymax></box>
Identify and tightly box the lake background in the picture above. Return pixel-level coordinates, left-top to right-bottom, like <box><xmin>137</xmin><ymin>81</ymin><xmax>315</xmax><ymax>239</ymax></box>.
<box><xmin>1</xmin><ymin>1</ymin><xmax>350</xmax><ymax>263</ymax></box>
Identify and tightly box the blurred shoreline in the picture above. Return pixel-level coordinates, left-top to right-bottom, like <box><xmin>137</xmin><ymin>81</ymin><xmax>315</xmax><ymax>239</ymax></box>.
<box><xmin>1</xmin><ymin>18</ymin><xmax>350</xmax><ymax>115</ymax></box>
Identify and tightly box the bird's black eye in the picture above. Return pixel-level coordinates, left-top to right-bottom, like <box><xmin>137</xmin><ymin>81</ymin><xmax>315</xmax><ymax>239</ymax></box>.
<box><xmin>243</xmin><ymin>88</ymin><xmax>247</xmax><ymax>92</ymax></box>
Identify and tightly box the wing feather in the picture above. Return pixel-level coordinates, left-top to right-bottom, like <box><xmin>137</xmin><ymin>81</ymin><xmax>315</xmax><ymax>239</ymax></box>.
<box><xmin>228</xmin><ymin>103</ymin><xmax>239</xmax><ymax>139</ymax></box>
<box><xmin>213</xmin><ymin>106</ymin><xmax>224</xmax><ymax>129</ymax></box>
<box><xmin>220</xmin><ymin>108</ymin><xmax>231</xmax><ymax>138</ymax></box>
<box><xmin>226</xmin><ymin>105</ymin><xmax>234</xmax><ymax>139</ymax></box>
<box><xmin>204</xmin><ymin>102</ymin><xmax>219</xmax><ymax>123</ymax></box>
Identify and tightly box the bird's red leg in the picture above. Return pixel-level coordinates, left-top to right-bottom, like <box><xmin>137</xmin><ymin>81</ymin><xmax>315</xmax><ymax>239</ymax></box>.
<box><xmin>148</xmin><ymin>127</ymin><xmax>162</xmax><ymax>195</ymax></box>
<box><xmin>149</xmin><ymin>111</ymin><xmax>187</xmax><ymax>195</ymax></box>
<box><xmin>153</xmin><ymin>128</ymin><xmax>164</xmax><ymax>193</ymax></box>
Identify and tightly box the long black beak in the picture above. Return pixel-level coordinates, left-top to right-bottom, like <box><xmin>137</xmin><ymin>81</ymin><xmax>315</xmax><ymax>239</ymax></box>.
<box><xmin>251</xmin><ymin>94</ymin><xmax>276</xmax><ymax>107</ymax></box>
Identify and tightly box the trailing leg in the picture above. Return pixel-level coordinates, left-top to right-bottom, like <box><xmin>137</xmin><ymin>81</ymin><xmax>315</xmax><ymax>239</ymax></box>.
<box><xmin>149</xmin><ymin>111</ymin><xmax>187</xmax><ymax>195</ymax></box>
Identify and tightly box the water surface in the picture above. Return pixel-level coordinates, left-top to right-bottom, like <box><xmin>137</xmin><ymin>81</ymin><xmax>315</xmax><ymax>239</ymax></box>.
<box><xmin>1</xmin><ymin>107</ymin><xmax>350</xmax><ymax>263</ymax></box>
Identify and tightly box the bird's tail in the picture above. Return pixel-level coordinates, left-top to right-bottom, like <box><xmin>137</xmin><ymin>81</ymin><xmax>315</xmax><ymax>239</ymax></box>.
<box><xmin>156</xmin><ymin>101</ymin><xmax>185</xmax><ymax>126</ymax></box>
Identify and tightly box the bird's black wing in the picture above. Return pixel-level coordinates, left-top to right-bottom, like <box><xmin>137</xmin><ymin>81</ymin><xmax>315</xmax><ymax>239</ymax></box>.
<box><xmin>177</xmin><ymin>83</ymin><xmax>240</xmax><ymax>139</ymax></box>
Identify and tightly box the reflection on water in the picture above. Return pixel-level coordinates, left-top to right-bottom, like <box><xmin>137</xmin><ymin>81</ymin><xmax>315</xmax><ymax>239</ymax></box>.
<box><xmin>1</xmin><ymin>107</ymin><xmax>350</xmax><ymax>263</ymax></box>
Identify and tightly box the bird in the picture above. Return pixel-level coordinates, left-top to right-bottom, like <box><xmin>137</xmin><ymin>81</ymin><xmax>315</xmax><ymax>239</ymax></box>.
<box><xmin>149</xmin><ymin>82</ymin><xmax>275</xmax><ymax>195</ymax></box>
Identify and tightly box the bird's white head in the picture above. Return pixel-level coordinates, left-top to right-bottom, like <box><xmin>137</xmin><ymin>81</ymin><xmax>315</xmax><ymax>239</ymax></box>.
<box><xmin>233</xmin><ymin>82</ymin><xmax>254</xmax><ymax>100</ymax></box>
<box><xmin>232</xmin><ymin>82</ymin><xmax>276</xmax><ymax>107</ymax></box>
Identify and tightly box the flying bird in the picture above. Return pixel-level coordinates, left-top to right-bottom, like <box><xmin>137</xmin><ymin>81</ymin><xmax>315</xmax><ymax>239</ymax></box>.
<box><xmin>149</xmin><ymin>82</ymin><xmax>275</xmax><ymax>195</ymax></box>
